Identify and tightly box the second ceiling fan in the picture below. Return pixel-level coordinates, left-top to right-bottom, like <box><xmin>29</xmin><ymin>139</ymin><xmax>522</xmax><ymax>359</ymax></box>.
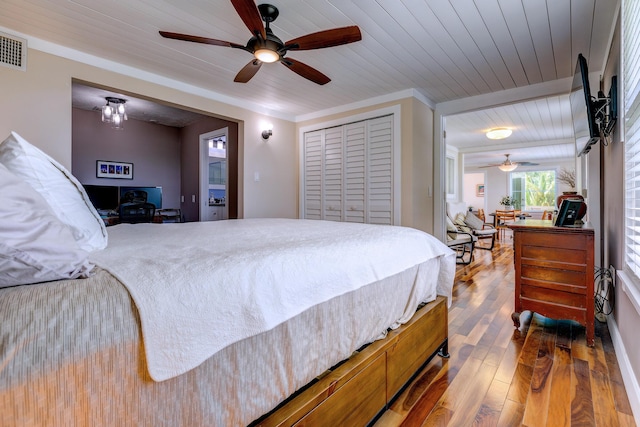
<box><xmin>479</xmin><ymin>154</ymin><xmax>539</xmax><ymax>171</ymax></box>
<box><xmin>159</xmin><ymin>0</ymin><xmax>362</xmax><ymax>85</ymax></box>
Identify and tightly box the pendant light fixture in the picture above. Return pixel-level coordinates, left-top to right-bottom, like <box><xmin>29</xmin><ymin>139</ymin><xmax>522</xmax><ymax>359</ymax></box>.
<box><xmin>102</xmin><ymin>97</ymin><xmax>128</xmax><ymax>129</ymax></box>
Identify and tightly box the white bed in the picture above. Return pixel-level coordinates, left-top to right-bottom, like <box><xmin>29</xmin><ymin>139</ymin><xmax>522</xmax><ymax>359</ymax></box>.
<box><xmin>0</xmin><ymin>131</ymin><xmax>455</xmax><ymax>426</ymax></box>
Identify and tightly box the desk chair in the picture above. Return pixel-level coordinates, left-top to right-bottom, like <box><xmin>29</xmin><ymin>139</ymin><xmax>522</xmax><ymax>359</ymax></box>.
<box><xmin>495</xmin><ymin>209</ymin><xmax>517</xmax><ymax>239</ymax></box>
<box><xmin>541</xmin><ymin>210</ymin><xmax>553</xmax><ymax>220</ymax></box>
<box><xmin>119</xmin><ymin>202</ymin><xmax>156</xmax><ymax>223</ymax></box>
<box><xmin>476</xmin><ymin>208</ymin><xmax>486</xmax><ymax>222</ymax></box>
<box><xmin>121</xmin><ymin>190</ymin><xmax>148</xmax><ymax>204</ymax></box>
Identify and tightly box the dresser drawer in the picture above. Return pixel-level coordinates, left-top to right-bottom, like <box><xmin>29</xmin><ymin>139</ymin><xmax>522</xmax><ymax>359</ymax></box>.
<box><xmin>521</xmin><ymin>284</ymin><xmax>588</xmax><ymax>308</ymax></box>
<box><xmin>521</xmin><ymin>232</ymin><xmax>588</xmax><ymax>250</ymax></box>
<box><xmin>521</xmin><ymin>265</ymin><xmax>587</xmax><ymax>289</ymax></box>
<box><xmin>521</xmin><ymin>245</ymin><xmax>587</xmax><ymax>265</ymax></box>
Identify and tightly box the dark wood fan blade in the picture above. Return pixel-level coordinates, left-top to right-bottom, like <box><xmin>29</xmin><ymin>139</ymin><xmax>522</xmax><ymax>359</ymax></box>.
<box><xmin>159</xmin><ymin>31</ymin><xmax>243</xmax><ymax>48</ymax></box>
<box><xmin>285</xmin><ymin>26</ymin><xmax>361</xmax><ymax>50</ymax></box>
<box><xmin>234</xmin><ymin>60</ymin><xmax>262</xmax><ymax>83</ymax></box>
<box><xmin>230</xmin><ymin>0</ymin><xmax>266</xmax><ymax>39</ymax></box>
<box><xmin>281</xmin><ymin>57</ymin><xmax>330</xmax><ymax>85</ymax></box>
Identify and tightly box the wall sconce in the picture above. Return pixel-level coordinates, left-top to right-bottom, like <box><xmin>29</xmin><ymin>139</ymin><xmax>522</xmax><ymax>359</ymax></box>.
<box><xmin>262</xmin><ymin>123</ymin><xmax>273</xmax><ymax>140</ymax></box>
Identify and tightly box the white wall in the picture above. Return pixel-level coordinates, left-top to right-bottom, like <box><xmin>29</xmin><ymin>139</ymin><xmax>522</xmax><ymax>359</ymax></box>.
<box><xmin>463</xmin><ymin>172</ymin><xmax>485</xmax><ymax>212</ymax></box>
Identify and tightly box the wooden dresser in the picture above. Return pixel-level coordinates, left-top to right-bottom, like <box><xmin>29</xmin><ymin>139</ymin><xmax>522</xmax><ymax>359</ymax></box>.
<box><xmin>509</xmin><ymin>220</ymin><xmax>595</xmax><ymax>346</ymax></box>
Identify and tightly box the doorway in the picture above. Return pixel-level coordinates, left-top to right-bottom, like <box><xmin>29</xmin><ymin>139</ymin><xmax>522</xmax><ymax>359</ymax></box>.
<box><xmin>200</xmin><ymin>128</ymin><xmax>228</xmax><ymax>221</ymax></box>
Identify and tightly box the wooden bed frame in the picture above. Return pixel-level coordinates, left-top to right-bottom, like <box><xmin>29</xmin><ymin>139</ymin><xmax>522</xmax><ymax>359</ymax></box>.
<box><xmin>253</xmin><ymin>295</ymin><xmax>449</xmax><ymax>426</ymax></box>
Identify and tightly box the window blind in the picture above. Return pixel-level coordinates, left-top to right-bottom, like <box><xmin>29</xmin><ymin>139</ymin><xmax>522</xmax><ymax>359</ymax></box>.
<box><xmin>624</xmin><ymin>0</ymin><xmax>640</xmax><ymax>281</ymax></box>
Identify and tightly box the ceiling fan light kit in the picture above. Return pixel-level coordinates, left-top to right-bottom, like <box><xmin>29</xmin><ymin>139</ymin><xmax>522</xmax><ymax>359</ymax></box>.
<box><xmin>498</xmin><ymin>163</ymin><xmax>518</xmax><ymax>172</ymax></box>
<box><xmin>254</xmin><ymin>48</ymin><xmax>279</xmax><ymax>63</ymax></box>
<box><xmin>486</xmin><ymin>128</ymin><xmax>512</xmax><ymax>140</ymax></box>
<box><xmin>479</xmin><ymin>154</ymin><xmax>538</xmax><ymax>171</ymax></box>
<box><xmin>159</xmin><ymin>0</ymin><xmax>362</xmax><ymax>85</ymax></box>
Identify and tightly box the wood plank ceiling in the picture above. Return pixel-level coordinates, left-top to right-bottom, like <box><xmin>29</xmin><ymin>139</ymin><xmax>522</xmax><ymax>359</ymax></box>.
<box><xmin>0</xmin><ymin>0</ymin><xmax>619</xmax><ymax>161</ymax></box>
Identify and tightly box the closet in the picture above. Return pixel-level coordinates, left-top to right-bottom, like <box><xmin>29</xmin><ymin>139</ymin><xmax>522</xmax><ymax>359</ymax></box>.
<box><xmin>302</xmin><ymin>114</ymin><xmax>395</xmax><ymax>225</ymax></box>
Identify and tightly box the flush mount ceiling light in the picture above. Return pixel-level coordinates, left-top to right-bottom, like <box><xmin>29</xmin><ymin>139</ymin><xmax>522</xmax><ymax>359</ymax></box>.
<box><xmin>101</xmin><ymin>97</ymin><xmax>128</xmax><ymax>129</ymax></box>
<box><xmin>486</xmin><ymin>127</ymin><xmax>512</xmax><ymax>140</ymax></box>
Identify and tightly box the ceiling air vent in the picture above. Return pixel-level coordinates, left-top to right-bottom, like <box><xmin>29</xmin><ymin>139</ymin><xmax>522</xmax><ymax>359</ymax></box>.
<box><xmin>0</xmin><ymin>31</ymin><xmax>27</xmax><ymax>71</ymax></box>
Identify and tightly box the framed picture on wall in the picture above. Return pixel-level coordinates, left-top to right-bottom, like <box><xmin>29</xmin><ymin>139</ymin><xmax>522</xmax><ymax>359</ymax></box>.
<box><xmin>96</xmin><ymin>160</ymin><xmax>133</xmax><ymax>179</ymax></box>
<box><xmin>476</xmin><ymin>184</ymin><xmax>485</xmax><ymax>197</ymax></box>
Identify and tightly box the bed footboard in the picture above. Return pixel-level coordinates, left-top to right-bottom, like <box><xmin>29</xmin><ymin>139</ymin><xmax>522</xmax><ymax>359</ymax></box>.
<box><xmin>253</xmin><ymin>295</ymin><xmax>448</xmax><ymax>426</ymax></box>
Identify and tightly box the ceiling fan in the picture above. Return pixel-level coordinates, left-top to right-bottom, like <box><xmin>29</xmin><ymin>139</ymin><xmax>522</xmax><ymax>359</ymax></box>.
<box><xmin>159</xmin><ymin>0</ymin><xmax>362</xmax><ymax>85</ymax></box>
<box><xmin>479</xmin><ymin>154</ymin><xmax>539</xmax><ymax>171</ymax></box>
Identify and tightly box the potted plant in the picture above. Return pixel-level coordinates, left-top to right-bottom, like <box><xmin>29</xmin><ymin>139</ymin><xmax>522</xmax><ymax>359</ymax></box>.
<box><xmin>557</xmin><ymin>168</ymin><xmax>577</xmax><ymax>193</ymax></box>
<box><xmin>499</xmin><ymin>195</ymin><xmax>517</xmax><ymax>210</ymax></box>
<box><xmin>556</xmin><ymin>168</ymin><xmax>584</xmax><ymax>207</ymax></box>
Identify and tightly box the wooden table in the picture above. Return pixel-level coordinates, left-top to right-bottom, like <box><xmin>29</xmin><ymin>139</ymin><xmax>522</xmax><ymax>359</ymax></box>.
<box><xmin>490</xmin><ymin>211</ymin><xmax>531</xmax><ymax>227</ymax></box>
<box><xmin>509</xmin><ymin>220</ymin><xmax>594</xmax><ymax>346</ymax></box>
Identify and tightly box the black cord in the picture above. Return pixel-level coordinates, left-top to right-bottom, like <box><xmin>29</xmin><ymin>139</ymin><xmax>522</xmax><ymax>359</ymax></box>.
<box><xmin>594</xmin><ymin>266</ymin><xmax>614</xmax><ymax>315</ymax></box>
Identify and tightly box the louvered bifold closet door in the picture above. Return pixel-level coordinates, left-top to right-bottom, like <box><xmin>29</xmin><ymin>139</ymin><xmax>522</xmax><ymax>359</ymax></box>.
<box><xmin>323</xmin><ymin>127</ymin><xmax>344</xmax><ymax>221</ymax></box>
<box><xmin>344</xmin><ymin>122</ymin><xmax>366</xmax><ymax>223</ymax></box>
<box><xmin>304</xmin><ymin>130</ymin><xmax>323</xmax><ymax>220</ymax></box>
<box><xmin>302</xmin><ymin>114</ymin><xmax>394</xmax><ymax>224</ymax></box>
<box><xmin>367</xmin><ymin>116</ymin><xmax>393</xmax><ymax>225</ymax></box>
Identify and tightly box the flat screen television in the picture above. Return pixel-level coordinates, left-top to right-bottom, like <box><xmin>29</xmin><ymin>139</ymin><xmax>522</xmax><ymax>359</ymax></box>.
<box><xmin>119</xmin><ymin>186</ymin><xmax>163</xmax><ymax>209</ymax></box>
<box><xmin>570</xmin><ymin>53</ymin><xmax>601</xmax><ymax>157</ymax></box>
<box><xmin>84</xmin><ymin>185</ymin><xmax>119</xmax><ymax>211</ymax></box>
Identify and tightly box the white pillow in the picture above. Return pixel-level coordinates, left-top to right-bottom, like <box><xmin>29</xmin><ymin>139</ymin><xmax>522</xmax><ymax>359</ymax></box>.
<box><xmin>0</xmin><ymin>163</ymin><xmax>94</xmax><ymax>287</ymax></box>
<box><xmin>0</xmin><ymin>131</ymin><xmax>107</xmax><ymax>252</ymax></box>
<box><xmin>465</xmin><ymin>212</ymin><xmax>485</xmax><ymax>230</ymax></box>
<box><xmin>446</xmin><ymin>215</ymin><xmax>458</xmax><ymax>232</ymax></box>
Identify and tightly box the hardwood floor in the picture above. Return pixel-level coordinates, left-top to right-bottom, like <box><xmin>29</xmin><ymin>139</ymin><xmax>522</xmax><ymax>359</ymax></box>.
<box><xmin>375</xmin><ymin>233</ymin><xmax>637</xmax><ymax>427</ymax></box>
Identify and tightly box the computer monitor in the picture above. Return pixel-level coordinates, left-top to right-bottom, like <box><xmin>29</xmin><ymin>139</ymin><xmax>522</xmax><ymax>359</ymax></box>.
<box><xmin>83</xmin><ymin>185</ymin><xmax>119</xmax><ymax>210</ymax></box>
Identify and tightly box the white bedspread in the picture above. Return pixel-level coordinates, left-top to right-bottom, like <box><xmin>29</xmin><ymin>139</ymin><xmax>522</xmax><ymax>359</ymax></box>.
<box><xmin>89</xmin><ymin>218</ymin><xmax>454</xmax><ymax>381</ymax></box>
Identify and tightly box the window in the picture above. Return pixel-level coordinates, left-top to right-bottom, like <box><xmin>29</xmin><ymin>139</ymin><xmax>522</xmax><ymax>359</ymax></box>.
<box><xmin>624</xmin><ymin>0</ymin><xmax>640</xmax><ymax>281</ymax></box>
<box><xmin>510</xmin><ymin>170</ymin><xmax>556</xmax><ymax>211</ymax></box>
<box><xmin>446</xmin><ymin>155</ymin><xmax>455</xmax><ymax>197</ymax></box>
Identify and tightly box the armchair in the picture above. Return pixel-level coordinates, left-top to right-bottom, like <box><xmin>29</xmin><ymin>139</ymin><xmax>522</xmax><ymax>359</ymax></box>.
<box><xmin>446</xmin><ymin>202</ymin><xmax>498</xmax><ymax>252</ymax></box>
<box><xmin>446</xmin><ymin>215</ymin><xmax>476</xmax><ymax>265</ymax></box>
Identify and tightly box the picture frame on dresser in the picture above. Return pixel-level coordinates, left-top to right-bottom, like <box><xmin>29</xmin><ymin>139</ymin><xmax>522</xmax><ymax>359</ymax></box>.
<box><xmin>97</xmin><ymin>160</ymin><xmax>133</xmax><ymax>179</ymax></box>
<box><xmin>554</xmin><ymin>199</ymin><xmax>583</xmax><ymax>227</ymax></box>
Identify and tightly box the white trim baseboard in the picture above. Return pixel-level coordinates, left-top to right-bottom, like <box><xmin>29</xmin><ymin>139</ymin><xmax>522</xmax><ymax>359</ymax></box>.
<box><xmin>608</xmin><ymin>315</ymin><xmax>640</xmax><ymax>423</ymax></box>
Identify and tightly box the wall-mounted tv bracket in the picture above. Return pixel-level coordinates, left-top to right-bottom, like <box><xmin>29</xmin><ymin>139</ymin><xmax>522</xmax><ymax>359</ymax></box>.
<box><xmin>593</xmin><ymin>75</ymin><xmax>618</xmax><ymax>139</ymax></box>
